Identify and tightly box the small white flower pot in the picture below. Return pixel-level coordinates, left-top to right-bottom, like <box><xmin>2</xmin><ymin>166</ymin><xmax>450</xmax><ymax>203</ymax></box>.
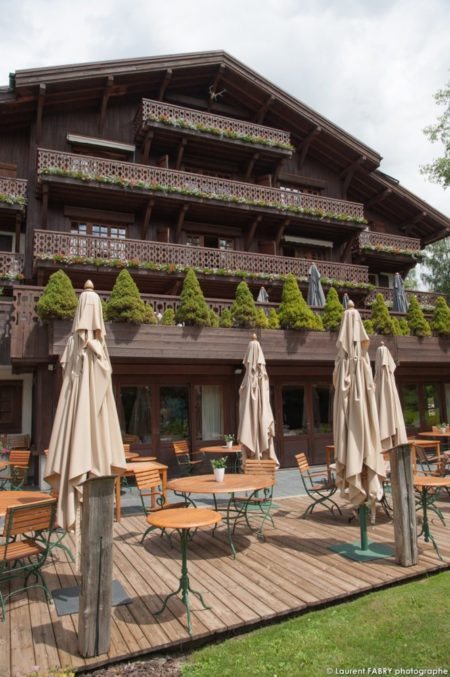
<box><xmin>214</xmin><ymin>467</ymin><xmax>225</xmax><ymax>482</ymax></box>
<box><xmin>226</xmin><ymin>440</ymin><xmax>233</xmax><ymax>449</ymax></box>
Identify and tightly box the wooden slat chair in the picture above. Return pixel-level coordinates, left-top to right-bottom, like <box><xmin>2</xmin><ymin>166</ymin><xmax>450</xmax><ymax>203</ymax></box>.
<box><xmin>3</xmin><ymin>434</ymin><xmax>31</xmax><ymax>450</ymax></box>
<box><xmin>0</xmin><ymin>499</ymin><xmax>56</xmax><ymax>621</ymax></box>
<box><xmin>414</xmin><ymin>446</ymin><xmax>449</xmax><ymax>523</ymax></box>
<box><xmin>135</xmin><ymin>467</ymin><xmax>189</xmax><ymax>543</ymax></box>
<box><xmin>231</xmin><ymin>459</ymin><xmax>277</xmax><ymax>538</ymax></box>
<box><xmin>172</xmin><ymin>440</ymin><xmax>204</xmax><ymax>476</ymax></box>
<box><xmin>0</xmin><ymin>450</ymin><xmax>31</xmax><ymax>490</ymax></box>
<box><xmin>295</xmin><ymin>452</ymin><xmax>342</xmax><ymax>518</ymax></box>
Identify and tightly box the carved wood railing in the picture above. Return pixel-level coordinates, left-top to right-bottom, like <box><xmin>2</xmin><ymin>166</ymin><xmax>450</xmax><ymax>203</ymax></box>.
<box><xmin>137</xmin><ymin>98</ymin><xmax>292</xmax><ymax>148</ymax></box>
<box><xmin>0</xmin><ymin>252</ymin><xmax>24</xmax><ymax>280</ymax></box>
<box><xmin>365</xmin><ymin>287</ymin><xmax>444</xmax><ymax>307</ymax></box>
<box><xmin>0</xmin><ymin>177</ymin><xmax>27</xmax><ymax>207</ymax></box>
<box><xmin>37</xmin><ymin>148</ymin><xmax>365</xmax><ymax>221</ymax></box>
<box><xmin>33</xmin><ymin>229</ymin><xmax>370</xmax><ymax>284</ymax></box>
<box><xmin>359</xmin><ymin>231</ymin><xmax>422</xmax><ymax>253</ymax></box>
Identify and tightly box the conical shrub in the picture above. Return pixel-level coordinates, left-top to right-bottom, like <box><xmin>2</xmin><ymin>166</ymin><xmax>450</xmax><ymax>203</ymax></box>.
<box><xmin>267</xmin><ymin>308</ymin><xmax>280</xmax><ymax>329</ymax></box>
<box><xmin>175</xmin><ymin>268</ymin><xmax>211</xmax><ymax>327</ymax></box>
<box><xmin>161</xmin><ymin>308</ymin><xmax>175</xmax><ymax>325</ymax></box>
<box><xmin>371</xmin><ymin>293</ymin><xmax>395</xmax><ymax>335</ymax></box>
<box><xmin>278</xmin><ymin>273</ymin><xmax>318</xmax><ymax>330</ymax></box>
<box><xmin>322</xmin><ymin>287</ymin><xmax>344</xmax><ymax>331</ymax></box>
<box><xmin>363</xmin><ymin>319</ymin><xmax>375</xmax><ymax>335</ymax></box>
<box><xmin>105</xmin><ymin>269</ymin><xmax>148</xmax><ymax>323</ymax></box>
<box><xmin>255</xmin><ymin>308</ymin><xmax>269</xmax><ymax>328</ymax></box>
<box><xmin>431</xmin><ymin>296</ymin><xmax>450</xmax><ymax>336</ymax></box>
<box><xmin>407</xmin><ymin>295</ymin><xmax>431</xmax><ymax>337</ymax></box>
<box><xmin>209</xmin><ymin>308</ymin><xmax>220</xmax><ymax>327</ymax></box>
<box><xmin>230</xmin><ymin>282</ymin><xmax>258</xmax><ymax>328</ymax></box>
<box><xmin>36</xmin><ymin>270</ymin><xmax>78</xmax><ymax>320</ymax></box>
<box><xmin>219</xmin><ymin>308</ymin><xmax>233</xmax><ymax>328</ymax></box>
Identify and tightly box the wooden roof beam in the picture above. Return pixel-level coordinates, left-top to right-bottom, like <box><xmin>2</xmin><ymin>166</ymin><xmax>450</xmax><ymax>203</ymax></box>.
<box><xmin>175</xmin><ymin>138</ymin><xmax>187</xmax><ymax>170</ymax></box>
<box><xmin>174</xmin><ymin>204</ymin><xmax>189</xmax><ymax>243</ymax></box>
<box><xmin>158</xmin><ymin>69</ymin><xmax>172</xmax><ymax>101</ymax></box>
<box><xmin>244</xmin><ymin>153</ymin><xmax>259</xmax><ymax>180</ymax></box>
<box><xmin>366</xmin><ymin>188</ymin><xmax>392</xmax><ymax>209</ymax></box>
<box><xmin>98</xmin><ymin>76</ymin><xmax>114</xmax><ymax>133</ymax></box>
<box><xmin>340</xmin><ymin>155</ymin><xmax>366</xmax><ymax>197</ymax></box>
<box><xmin>208</xmin><ymin>63</ymin><xmax>226</xmax><ymax>111</ymax></box>
<box><xmin>254</xmin><ymin>95</ymin><xmax>275</xmax><ymax>124</ymax></box>
<box><xmin>275</xmin><ymin>218</ymin><xmax>290</xmax><ymax>250</ymax></box>
<box><xmin>400</xmin><ymin>211</ymin><xmax>427</xmax><ymax>235</ymax></box>
<box><xmin>296</xmin><ymin>126</ymin><xmax>321</xmax><ymax>170</ymax></box>
<box><xmin>245</xmin><ymin>215</ymin><xmax>262</xmax><ymax>250</ymax></box>
<box><xmin>36</xmin><ymin>83</ymin><xmax>46</xmax><ymax>144</ymax></box>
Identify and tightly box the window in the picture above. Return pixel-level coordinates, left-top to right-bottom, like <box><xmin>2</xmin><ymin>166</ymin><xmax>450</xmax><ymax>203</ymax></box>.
<box><xmin>401</xmin><ymin>384</ymin><xmax>420</xmax><ymax>427</ymax></box>
<box><xmin>312</xmin><ymin>385</ymin><xmax>333</xmax><ymax>433</ymax></box>
<box><xmin>70</xmin><ymin>221</ymin><xmax>127</xmax><ymax>258</ymax></box>
<box><xmin>0</xmin><ymin>381</ymin><xmax>22</xmax><ymax>433</ymax></box>
<box><xmin>160</xmin><ymin>386</ymin><xmax>189</xmax><ymax>441</ymax></box>
<box><xmin>282</xmin><ymin>386</ymin><xmax>306</xmax><ymax>436</ymax></box>
<box><xmin>0</xmin><ymin>234</ymin><xmax>14</xmax><ymax>252</ymax></box>
<box><xmin>424</xmin><ymin>383</ymin><xmax>441</xmax><ymax>427</ymax></box>
<box><xmin>185</xmin><ymin>234</ymin><xmax>234</xmax><ymax>250</ymax></box>
<box><xmin>280</xmin><ymin>184</ymin><xmax>322</xmax><ymax>196</ymax></box>
<box><xmin>195</xmin><ymin>385</ymin><xmax>223</xmax><ymax>440</ymax></box>
<box><xmin>71</xmin><ymin>222</ymin><xmax>127</xmax><ymax>239</ymax></box>
<box><xmin>119</xmin><ymin>387</ymin><xmax>152</xmax><ymax>444</ymax></box>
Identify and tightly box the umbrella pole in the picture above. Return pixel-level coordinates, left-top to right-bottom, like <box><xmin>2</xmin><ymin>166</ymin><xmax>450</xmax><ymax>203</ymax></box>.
<box><xmin>358</xmin><ymin>504</ymin><xmax>369</xmax><ymax>551</ymax></box>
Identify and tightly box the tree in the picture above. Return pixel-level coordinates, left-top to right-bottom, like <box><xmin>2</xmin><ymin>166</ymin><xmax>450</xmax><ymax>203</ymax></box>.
<box><xmin>407</xmin><ymin>295</ymin><xmax>431</xmax><ymax>337</ymax></box>
<box><xmin>175</xmin><ymin>268</ymin><xmax>211</xmax><ymax>327</ymax></box>
<box><xmin>255</xmin><ymin>307</ymin><xmax>269</xmax><ymax>329</ymax></box>
<box><xmin>430</xmin><ymin>296</ymin><xmax>450</xmax><ymax>336</ymax></box>
<box><xmin>219</xmin><ymin>308</ymin><xmax>233</xmax><ymax>328</ymax></box>
<box><xmin>209</xmin><ymin>308</ymin><xmax>220</xmax><ymax>327</ymax></box>
<box><xmin>363</xmin><ymin>319</ymin><xmax>375</xmax><ymax>335</ymax></box>
<box><xmin>421</xmin><ymin>238</ymin><xmax>450</xmax><ymax>297</ymax></box>
<box><xmin>421</xmin><ymin>80</ymin><xmax>450</xmax><ymax>188</ymax></box>
<box><xmin>36</xmin><ymin>269</ymin><xmax>78</xmax><ymax>320</ymax></box>
<box><xmin>278</xmin><ymin>273</ymin><xmax>319</xmax><ymax>330</ymax></box>
<box><xmin>267</xmin><ymin>308</ymin><xmax>280</xmax><ymax>329</ymax></box>
<box><xmin>371</xmin><ymin>293</ymin><xmax>395</xmax><ymax>335</ymax></box>
<box><xmin>106</xmin><ymin>269</ymin><xmax>149</xmax><ymax>323</ymax></box>
<box><xmin>322</xmin><ymin>287</ymin><xmax>344</xmax><ymax>331</ymax></box>
<box><xmin>161</xmin><ymin>308</ymin><xmax>175</xmax><ymax>325</ymax></box>
<box><xmin>230</xmin><ymin>282</ymin><xmax>258</xmax><ymax>328</ymax></box>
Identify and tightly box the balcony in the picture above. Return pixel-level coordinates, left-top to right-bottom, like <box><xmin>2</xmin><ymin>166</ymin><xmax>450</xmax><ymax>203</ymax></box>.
<box><xmin>0</xmin><ymin>252</ymin><xmax>24</xmax><ymax>282</ymax></box>
<box><xmin>365</xmin><ymin>287</ymin><xmax>444</xmax><ymax>309</ymax></box>
<box><xmin>37</xmin><ymin>148</ymin><xmax>366</xmax><ymax>226</ymax></box>
<box><xmin>0</xmin><ymin>177</ymin><xmax>27</xmax><ymax>211</ymax></box>
<box><xmin>33</xmin><ymin>229</ymin><xmax>370</xmax><ymax>291</ymax></box>
<box><xmin>354</xmin><ymin>230</ymin><xmax>422</xmax><ymax>272</ymax></box>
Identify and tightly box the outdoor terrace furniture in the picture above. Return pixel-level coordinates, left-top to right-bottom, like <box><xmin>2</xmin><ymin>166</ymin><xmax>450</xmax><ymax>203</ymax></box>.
<box><xmin>136</xmin><ymin>466</ymin><xmax>188</xmax><ymax>543</ymax></box>
<box><xmin>0</xmin><ymin>434</ymin><xmax>30</xmax><ymax>450</ymax></box>
<box><xmin>410</xmin><ymin>439</ymin><xmax>441</xmax><ymax>472</ymax></box>
<box><xmin>295</xmin><ymin>452</ymin><xmax>342</xmax><ymax>518</ymax></box>
<box><xmin>172</xmin><ymin>440</ymin><xmax>205</xmax><ymax>476</ymax></box>
<box><xmin>114</xmin><ymin>460</ymin><xmax>168</xmax><ymax>521</ymax></box>
<box><xmin>0</xmin><ymin>498</ymin><xmax>56</xmax><ymax>621</ymax></box>
<box><xmin>231</xmin><ymin>458</ymin><xmax>277</xmax><ymax>531</ymax></box>
<box><xmin>199</xmin><ymin>444</ymin><xmax>243</xmax><ymax>473</ymax></box>
<box><xmin>0</xmin><ymin>450</ymin><xmax>31</xmax><ymax>490</ymax></box>
<box><xmin>413</xmin><ymin>475</ymin><xmax>450</xmax><ymax>561</ymax></box>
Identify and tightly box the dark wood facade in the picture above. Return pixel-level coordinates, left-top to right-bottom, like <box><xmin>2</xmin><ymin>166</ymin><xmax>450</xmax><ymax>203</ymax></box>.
<box><xmin>0</xmin><ymin>51</ymin><xmax>449</xmax><ymax>470</ymax></box>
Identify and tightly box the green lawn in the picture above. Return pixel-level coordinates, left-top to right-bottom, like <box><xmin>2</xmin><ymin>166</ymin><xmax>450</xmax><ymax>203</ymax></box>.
<box><xmin>182</xmin><ymin>571</ymin><xmax>450</xmax><ymax>677</ymax></box>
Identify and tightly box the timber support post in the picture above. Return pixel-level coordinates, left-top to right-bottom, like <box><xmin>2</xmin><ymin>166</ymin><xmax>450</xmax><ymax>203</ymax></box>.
<box><xmin>78</xmin><ymin>475</ymin><xmax>116</xmax><ymax>657</ymax></box>
<box><xmin>389</xmin><ymin>444</ymin><xmax>418</xmax><ymax>566</ymax></box>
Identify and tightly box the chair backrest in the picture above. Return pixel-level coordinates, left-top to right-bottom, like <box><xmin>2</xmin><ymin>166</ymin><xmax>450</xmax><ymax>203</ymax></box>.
<box><xmin>173</xmin><ymin>440</ymin><xmax>190</xmax><ymax>458</ymax></box>
<box><xmin>244</xmin><ymin>459</ymin><xmax>277</xmax><ymax>481</ymax></box>
<box><xmin>2</xmin><ymin>434</ymin><xmax>31</xmax><ymax>450</ymax></box>
<box><xmin>295</xmin><ymin>452</ymin><xmax>310</xmax><ymax>474</ymax></box>
<box><xmin>123</xmin><ymin>444</ymin><xmax>130</xmax><ymax>455</ymax></box>
<box><xmin>3</xmin><ymin>499</ymin><xmax>56</xmax><ymax>539</ymax></box>
<box><xmin>9</xmin><ymin>450</ymin><xmax>31</xmax><ymax>466</ymax></box>
<box><xmin>134</xmin><ymin>467</ymin><xmax>163</xmax><ymax>491</ymax></box>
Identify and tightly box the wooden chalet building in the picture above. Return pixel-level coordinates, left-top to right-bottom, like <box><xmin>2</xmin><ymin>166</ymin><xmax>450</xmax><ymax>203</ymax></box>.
<box><xmin>0</xmin><ymin>50</ymin><xmax>449</xmax><ymax>477</ymax></box>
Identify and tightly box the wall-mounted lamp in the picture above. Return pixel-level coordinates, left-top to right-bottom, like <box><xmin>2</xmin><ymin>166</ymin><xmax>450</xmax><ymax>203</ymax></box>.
<box><xmin>234</xmin><ymin>368</ymin><xmax>243</xmax><ymax>374</ymax></box>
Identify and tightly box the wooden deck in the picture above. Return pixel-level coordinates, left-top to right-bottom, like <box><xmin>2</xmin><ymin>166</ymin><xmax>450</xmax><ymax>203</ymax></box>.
<box><xmin>2</xmin><ymin>494</ymin><xmax>450</xmax><ymax>676</ymax></box>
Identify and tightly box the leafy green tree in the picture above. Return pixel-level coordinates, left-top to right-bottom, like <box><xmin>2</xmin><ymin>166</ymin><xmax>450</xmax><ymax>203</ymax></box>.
<box><xmin>219</xmin><ymin>308</ymin><xmax>233</xmax><ymax>328</ymax></box>
<box><xmin>143</xmin><ymin>303</ymin><xmax>158</xmax><ymax>325</ymax></box>
<box><xmin>175</xmin><ymin>268</ymin><xmax>211</xmax><ymax>327</ymax></box>
<box><xmin>209</xmin><ymin>308</ymin><xmax>220</xmax><ymax>327</ymax></box>
<box><xmin>36</xmin><ymin>270</ymin><xmax>78</xmax><ymax>320</ymax></box>
<box><xmin>106</xmin><ymin>269</ymin><xmax>148</xmax><ymax>323</ymax></box>
<box><xmin>363</xmin><ymin>319</ymin><xmax>375</xmax><ymax>335</ymax></box>
<box><xmin>278</xmin><ymin>273</ymin><xmax>319</xmax><ymax>330</ymax></box>
<box><xmin>267</xmin><ymin>308</ymin><xmax>280</xmax><ymax>329</ymax></box>
<box><xmin>430</xmin><ymin>296</ymin><xmax>450</xmax><ymax>336</ymax></box>
<box><xmin>421</xmin><ymin>238</ymin><xmax>450</xmax><ymax>297</ymax></box>
<box><xmin>161</xmin><ymin>308</ymin><xmax>175</xmax><ymax>325</ymax></box>
<box><xmin>397</xmin><ymin>318</ymin><xmax>411</xmax><ymax>336</ymax></box>
<box><xmin>407</xmin><ymin>295</ymin><xmax>432</xmax><ymax>337</ymax></box>
<box><xmin>421</xmin><ymin>80</ymin><xmax>450</xmax><ymax>188</ymax></box>
<box><xmin>404</xmin><ymin>267</ymin><xmax>419</xmax><ymax>290</ymax></box>
<box><xmin>255</xmin><ymin>308</ymin><xmax>269</xmax><ymax>329</ymax></box>
<box><xmin>230</xmin><ymin>282</ymin><xmax>258</xmax><ymax>328</ymax></box>
<box><xmin>371</xmin><ymin>293</ymin><xmax>395</xmax><ymax>335</ymax></box>
<box><xmin>322</xmin><ymin>287</ymin><xmax>344</xmax><ymax>331</ymax></box>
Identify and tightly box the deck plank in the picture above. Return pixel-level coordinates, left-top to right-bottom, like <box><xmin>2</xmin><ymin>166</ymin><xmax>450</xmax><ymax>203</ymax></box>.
<box><xmin>2</xmin><ymin>494</ymin><xmax>450</xmax><ymax>676</ymax></box>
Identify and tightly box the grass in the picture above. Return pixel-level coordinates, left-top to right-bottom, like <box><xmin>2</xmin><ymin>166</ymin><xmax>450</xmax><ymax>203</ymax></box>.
<box><xmin>182</xmin><ymin>571</ymin><xmax>450</xmax><ymax>677</ymax></box>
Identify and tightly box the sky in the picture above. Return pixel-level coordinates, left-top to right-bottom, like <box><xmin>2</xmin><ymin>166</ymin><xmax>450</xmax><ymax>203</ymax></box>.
<box><xmin>0</xmin><ymin>0</ymin><xmax>448</xmax><ymax>216</ymax></box>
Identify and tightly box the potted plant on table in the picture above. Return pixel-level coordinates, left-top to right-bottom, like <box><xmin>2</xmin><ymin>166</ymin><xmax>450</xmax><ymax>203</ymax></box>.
<box><xmin>224</xmin><ymin>434</ymin><xmax>235</xmax><ymax>449</ymax></box>
<box><xmin>211</xmin><ymin>457</ymin><xmax>227</xmax><ymax>482</ymax></box>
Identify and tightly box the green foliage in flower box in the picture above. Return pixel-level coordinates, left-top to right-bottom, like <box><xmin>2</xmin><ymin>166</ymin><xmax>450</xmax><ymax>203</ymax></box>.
<box><xmin>371</xmin><ymin>293</ymin><xmax>396</xmax><ymax>335</ymax></box>
<box><xmin>106</xmin><ymin>269</ymin><xmax>153</xmax><ymax>323</ymax></box>
<box><xmin>322</xmin><ymin>287</ymin><xmax>344</xmax><ymax>331</ymax></box>
<box><xmin>230</xmin><ymin>282</ymin><xmax>258</xmax><ymax>328</ymax></box>
<box><xmin>36</xmin><ymin>269</ymin><xmax>78</xmax><ymax>320</ymax></box>
<box><xmin>407</xmin><ymin>295</ymin><xmax>432</xmax><ymax>337</ymax></box>
<box><xmin>175</xmin><ymin>268</ymin><xmax>211</xmax><ymax>327</ymax></box>
<box><xmin>430</xmin><ymin>296</ymin><xmax>450</xmax><ymax>336</ymax></box>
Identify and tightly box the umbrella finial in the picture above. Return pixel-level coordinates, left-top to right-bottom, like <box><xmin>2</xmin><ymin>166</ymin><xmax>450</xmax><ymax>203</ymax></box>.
<box><xmin>347</xmin><ymin>299</ymin><xmax>355</xmax><ymax>308</ymax></box>
<box><xmin>251</xmin><ymin>333</ymin><xmax>258</xmax><ymax>341</ymax></box>
<box><xmin>84</xmin><ymin>279</ymin><xmax>94</xmax><ymax>290</ymax></box>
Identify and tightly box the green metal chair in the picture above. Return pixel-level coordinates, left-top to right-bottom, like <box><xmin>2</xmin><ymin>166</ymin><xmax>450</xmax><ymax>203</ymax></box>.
<box><xmin>0</xmin><ymin>499</ymin><xmax>56</xmax><ymax>621</ymax></box>
<box><xmin>172</xmin><ymin>440</ymin><xmax>204</xmax><ymax>476</ymax></box>
<box><xmin>0</xmin><ymin>450</ymin><xmax>31</xmax><ymax>491</ymax></box>
<box><xmin>135</xmin><ymin>466</ymin><xmax>189</xmax><ymax>543</ymax></box>
<box><xmin>231</xmin><ymin>458</ymin><xmax>277</xmax><ymax>539</ymax></box>
<box><xmin>295</xmin><ymin>452</ymin><xmax>342</xmax><ymax>518</ymax></box>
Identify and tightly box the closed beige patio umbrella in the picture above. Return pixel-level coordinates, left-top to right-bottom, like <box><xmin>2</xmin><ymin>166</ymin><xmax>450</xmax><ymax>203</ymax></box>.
<box><xmin>238</xmin><ymin>335</ymin><xmax>279</xmax><ymax>466</ymax></box>
<box><xmin>374</xmin><ymin>343</ymin><xmax>408</xmax><ymax>451</ymax></box>
<box><xmin>45</xmin><ymin>281</ymin><xmax>126</xmax><ymax>531</ymax></box>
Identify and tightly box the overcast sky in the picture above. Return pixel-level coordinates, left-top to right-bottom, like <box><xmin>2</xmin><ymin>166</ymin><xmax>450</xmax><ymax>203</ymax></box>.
<box><xmin>1</xmin><ymin>0</ymin><xmax>448</xmax><ymax>215</ymax></box>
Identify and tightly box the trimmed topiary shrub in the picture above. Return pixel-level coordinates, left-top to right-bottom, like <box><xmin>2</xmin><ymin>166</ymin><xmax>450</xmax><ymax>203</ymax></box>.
<box><xmin>219</xmin><ymin>308</ymin><xmax>233</xmax><ymax>328</ymax></box>
<box><xmin>175</xmin><ymin>268</ymin><xmax>211</xmax><ymax>327</ymax></box>
<box><xmin>36</xmin><ymin>269</ymin><xmax>78</xmax><ymax>320</ymax></box>
<box><xmin>322</xmin><ymin>287</ymin><xmax>344</xmax><ymax>331</ymax></box>
<box><xmin>209</xmin><ymin>308</ymin><xmax>220</xmax><ymax>327</ymax></box>
<box><xmin>363</xmin><ymin>319</ymin><xmax>375</xmax><ymax>335</ymax></box>
<box><xmin>267</xmin><ymin>308</ymin><xmax>280</xmax><ymax>329</ymax></box>
<box><xmin>255</xmin><ymin>308</ymin><xmax>269</xmax><ymax>328</ymax></box>
<box><xmin>143</xmin><ymin>303</ymin><xmax>158</xmax><ymax>325</ymax></box>
<box><xmin>313</xmin><ymin>313</ymin><xmax>324</xmax><ymax>331</ymax></box>
<box><xmin>371</xmin><ymin>293</ymin><xmax>396</xmax><ymax>335</ymax></box>
<box><xmin>392</xmin><ymin>317</ymin><xmax>410</xmax><ymax>336</ymax></box>
<box><xmin>161</xmin><ymin>308</ymin><xmax>176</xmax><ymax>325</ymax></box>
<box><xmin>407</xmin><ymin>295</ymin><xmax>432</xmax><ymax>337</ymax></box>
<box><xmin>431</xmin><ymin>296</ymin><xmax>450</xmax><ymax>336</ymax></box>
<box><xmin>230</xmin><ymin>282</ymin><xmax>258</xmax><ymax>328</ymax></box>
<box><xmin>278</xmin><ymin>273</ymin><xmax>319</xmax><ymax>330</ymax></box>
<box><xmin>106</xmin><ymin>269</ymin><xmax>149</xmax><ymax>323</ymax></box>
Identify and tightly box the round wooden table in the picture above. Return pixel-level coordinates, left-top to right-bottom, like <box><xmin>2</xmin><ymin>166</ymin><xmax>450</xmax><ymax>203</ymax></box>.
<box><xmin>147</xmin><ymin>507</ymin><xmax>221</xmax><ymax>635</ymax></box>
<box><xmin>199</xmin><ymin>444</ymin><xmax>243</xmax><ymax>472</ymax></box>
<box><xmin>413</xmin><ymin>475</ymin><xmax>450</xmax><ymax>561</ymax></box>
<box><xmin>168</xmin><ymin>473</ymin><xmax>275</xmax><ymax>558</ymax></box>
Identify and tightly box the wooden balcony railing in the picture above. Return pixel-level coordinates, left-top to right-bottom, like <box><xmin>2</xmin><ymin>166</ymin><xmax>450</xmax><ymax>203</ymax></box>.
<box><xmin>137</xmin><ymin>98</ymin><xmax>293</xmax><ymax>150</ymax></box>
<box><xmin>37</xmin><ymin>149</ymin><xmax>366</xmax><ymax>222</ymax></box>
<box><xmin>0</xmin><ymin>177</ymin><xmax>27</xmax><ymax>207</ymax></box>
<box><xmin>0</xmin><ymin>252</ymin><xmax>24</xmax><ymax>280</ymax></box>
<box><xmin>358</xmin><ymin>230</ymin><xmax>422</xmax><ymax>254</ymax></box>
<box><xmin>33</xmin><ymin>229</ymin><xmax>370</xmax><ymax>285</ymax></box>
<box><xmin>366</xmin><ymin>287</ymin><xmax>444</xmax><ymax>308</ymax></box>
